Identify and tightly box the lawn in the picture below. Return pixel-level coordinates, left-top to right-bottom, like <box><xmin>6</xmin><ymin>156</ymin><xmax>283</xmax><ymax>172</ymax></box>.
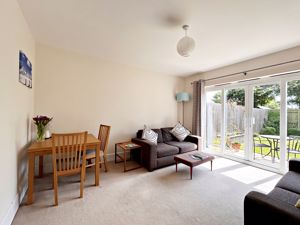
<box><xmin>210</xmin><ymin>137</ymin><xmax>300</xmax><ymax>160</ymax></box>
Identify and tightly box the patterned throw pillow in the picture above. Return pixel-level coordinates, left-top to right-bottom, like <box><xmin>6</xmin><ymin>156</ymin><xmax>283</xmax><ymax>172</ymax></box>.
<box><xmin>142</xmin><ymin>125</ymin><xmax>158</xmax><ymax>144</ymax></box>
<box><xmin>296</xmin><ymin>199</ymin><xmax>300</xmax><ymax>208</ymax></box>
<box><xmin>170</xmin><ymin>123</ymin><xmax>190</xmax><ymax>142</ymax></box>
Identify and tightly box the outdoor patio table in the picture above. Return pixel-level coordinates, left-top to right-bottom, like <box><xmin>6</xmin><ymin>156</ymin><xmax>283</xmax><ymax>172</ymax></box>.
<box><xmin>260</xmin><ymin>135</ymin><xmax>293</xmax><ymax>163</ymax></box>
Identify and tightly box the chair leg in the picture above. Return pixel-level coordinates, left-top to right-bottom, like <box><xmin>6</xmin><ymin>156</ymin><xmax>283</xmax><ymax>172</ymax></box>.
<box><xmin>84</xmin><ymin>162</ymin><xmax>87</xmax><ymax>182</ymax></box>
<box><xmin>53</xmin><ymin>174</ymin><xmax>58</xmax><ymax>206</ymax></box>
<box><xmin>80</xmin><ymin>167</ymin><xmax>85</xmax><ymax>198</ymax></box>
<box><xmin>103</xmin><ymin>155</ymin><xmax>108</xmax><ymax>172</ymax></box>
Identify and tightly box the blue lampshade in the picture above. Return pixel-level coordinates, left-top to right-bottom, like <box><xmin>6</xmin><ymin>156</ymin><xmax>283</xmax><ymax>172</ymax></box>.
<box><xmin>176</xmin><ymin>92</ymin><xmax>190</xmax><ymax>102</ymax></box>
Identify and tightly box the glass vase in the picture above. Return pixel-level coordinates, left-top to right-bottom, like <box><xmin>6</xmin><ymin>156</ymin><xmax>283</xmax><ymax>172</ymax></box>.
<box><xmin>36</xmin><ymin>124</ymin><xmax>46</xmax><ymax>142</ymax></box>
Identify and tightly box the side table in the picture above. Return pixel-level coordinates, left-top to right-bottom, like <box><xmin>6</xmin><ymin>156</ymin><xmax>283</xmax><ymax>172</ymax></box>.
<box><xmin>115</xmin><ymin>141</ymin><xmax>142</xmax><ymax>172</ymax></box>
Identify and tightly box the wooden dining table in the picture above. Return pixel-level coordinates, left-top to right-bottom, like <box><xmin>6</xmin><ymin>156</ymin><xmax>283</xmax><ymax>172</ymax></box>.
<box><xmin>26</xmin><ymin>133</ymin><xmax>101</xmax><ymax>205</ymax></box>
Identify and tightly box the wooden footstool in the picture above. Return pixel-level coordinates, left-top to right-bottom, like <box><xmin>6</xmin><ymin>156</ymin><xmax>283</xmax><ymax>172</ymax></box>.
<box><xmin>174</xmin><ymin>151</ymin><xmax>215</xmax><ymax>179</ymax></box>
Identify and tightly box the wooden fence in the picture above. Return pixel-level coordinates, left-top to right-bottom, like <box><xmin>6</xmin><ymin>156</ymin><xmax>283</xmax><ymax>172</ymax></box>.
<box><xmin>206</xmin><ymin>102</ymin><xmax>300</xmax><ymax>145</ymax></box>
<box><xmin>288</xmin><ymin>109</ymin><xmax>300</xmax><ymax>129</ymax></box>
<box><xmin>206</xmin><ymin>102</ymin><xmax>269</xmax><ymax>145</ymax></box>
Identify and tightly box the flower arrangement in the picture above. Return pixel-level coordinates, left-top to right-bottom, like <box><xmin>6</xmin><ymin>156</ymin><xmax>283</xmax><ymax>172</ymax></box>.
<box><xmin>33</xmin><ymin>116</ymin><xmax>52</xmax><ymax>141</ymax></box>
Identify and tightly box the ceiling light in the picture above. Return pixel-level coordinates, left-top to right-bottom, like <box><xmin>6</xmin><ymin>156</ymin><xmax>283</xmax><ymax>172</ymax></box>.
<box><xmin>177</xmin><ymin>25</ymin><xmax>195</xmax><ymax>57</ymax></box>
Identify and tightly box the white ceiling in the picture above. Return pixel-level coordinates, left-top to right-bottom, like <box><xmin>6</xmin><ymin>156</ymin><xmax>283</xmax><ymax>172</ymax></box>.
<box><xmin>18</xmin><ymin>0</ymin><xmax>300</xmax><ymax>77</ymax></box>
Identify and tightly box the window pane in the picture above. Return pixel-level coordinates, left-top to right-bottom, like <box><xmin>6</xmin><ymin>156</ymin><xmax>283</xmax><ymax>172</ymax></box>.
<box><xmin>225</xmin><ymin>88</ymin><xmax>245</xmax><ymax>158</ymax></box>
<box><xmin>287</xmin><ymin>80</ymin><xmax>300</xmax><ymax>161</ymax></box>
<box><xmin>252</xmin><ymin>84</ymin><xmax>280</xmax><ymax>167</ymax></box>
<box><xmin>206</xmin><ymin>90</ymin><xmax>222</xmax><ymax>153</ymax></box>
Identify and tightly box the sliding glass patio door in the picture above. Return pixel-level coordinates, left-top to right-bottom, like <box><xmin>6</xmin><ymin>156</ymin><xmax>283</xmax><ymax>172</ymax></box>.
<box><xmin>206</xmin><ymin>90</ymin><xmax>222</xmax><ymax>153</ymax></box>
<box><xmin>205</xmin><ymin>85</ymin><xmax>250</xmax><ymax>160</ymax></box>
<box><xmin>205</xmin><ymin>72</ymin><xmax>300</xmax><ymax>172</ymax></box>
<box><xmin>286</xmin><ymin>78</ymin><xmax>300</xmax><ymax>162</ymax></box>
<box><xmin>249</xmin><ymin>83</ymin><xmax>281</xmax><ymax>169</ymax></box>
<box><xmin>224</xmin><ymin>87</ymin><xmax>247</xmax><ymax>159</ymax></box>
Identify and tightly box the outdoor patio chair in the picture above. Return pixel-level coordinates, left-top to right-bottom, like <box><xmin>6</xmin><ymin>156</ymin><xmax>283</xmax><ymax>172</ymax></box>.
<box><xmin>287</xmin><ymin>136</ymin><xmax>300</xmax><ymax>160</ymax></box>
<box><xmin>253</xmin><ymin>135</ymin><xmax>272</xmax><ymax>159</ymax></box>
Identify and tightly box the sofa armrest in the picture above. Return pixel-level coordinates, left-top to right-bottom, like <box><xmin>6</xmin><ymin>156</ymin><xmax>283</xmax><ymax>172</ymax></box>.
<box><xmin>185</xmin><ymin>135</ymin><xmax>202</xmax><ymax>150</ymax></box>
<box><xmin>131</xmin><ymin>138</ymin><xmax>157</xmax><ymax>171</ymax></box>
<box><xmin>289</xmin><ymin>159</ymin><xmax>300</xmax><ymax>173</ymax></box>
<box><xmin>244</xmin><ymin>191</ymin><xmax>300</xmax><ymax>225</ymax></box>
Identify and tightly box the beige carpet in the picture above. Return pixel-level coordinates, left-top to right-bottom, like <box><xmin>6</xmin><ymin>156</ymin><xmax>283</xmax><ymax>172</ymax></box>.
<box><xmin>13</xmin><ymin>158</ymin><xmax>281</xmax><ymax>225</ymax></box>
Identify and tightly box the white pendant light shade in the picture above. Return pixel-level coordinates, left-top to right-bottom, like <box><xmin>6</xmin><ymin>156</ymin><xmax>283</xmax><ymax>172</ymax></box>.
<box><xmin>177</xmin><ymin>36</ymin><xmax>195</xmax><ymax>57</ymax></box>
<box><xmin>177</xmin><ymin>25</ymin><xmax>195</xmax><ymax>57</ymax></box>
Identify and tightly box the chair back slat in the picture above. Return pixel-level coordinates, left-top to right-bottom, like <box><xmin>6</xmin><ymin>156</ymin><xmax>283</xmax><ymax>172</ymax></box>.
<box><xmin>98</xmin><ymin>125</ymin><xmax>111</xmax><ymax>153</ymax></box>
<box><xmin>58</xmin><ymin>137</ymin><xmax>62</xmax><ymax>171</ymax></box>
<box><xmin>52</xmin><ymin>132</ymin><xmax>87</xmax><ymax>174</ymax></box>
<box><xmin>288</xmin><ymin>136</ymin><xmax>300</xmax><ymax>152</ymax></box>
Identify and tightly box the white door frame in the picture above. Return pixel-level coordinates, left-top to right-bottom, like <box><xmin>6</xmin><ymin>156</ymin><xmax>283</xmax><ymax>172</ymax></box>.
<box><xmin>204</xmin><ymin>72</ymin><xmax>300</xmax><ymax>173</ymax></box>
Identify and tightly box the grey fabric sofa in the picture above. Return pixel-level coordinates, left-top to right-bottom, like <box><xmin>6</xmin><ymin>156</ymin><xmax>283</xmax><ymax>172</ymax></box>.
<box><xmin>244</xmin><ymin>159</ymin><xmax>300</xmax><ymax>225</ymax></box>
<box><xmin>132</xmin><ymin>127</ymin><xmax>201</xmax><ymax>171</ymax></box>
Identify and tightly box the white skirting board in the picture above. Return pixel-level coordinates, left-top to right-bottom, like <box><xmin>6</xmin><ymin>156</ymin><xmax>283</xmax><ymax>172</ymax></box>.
<box><xmin>0</xmin><ymin>185</ymin><xmax>27</xmax><ymax>225</ymax></box>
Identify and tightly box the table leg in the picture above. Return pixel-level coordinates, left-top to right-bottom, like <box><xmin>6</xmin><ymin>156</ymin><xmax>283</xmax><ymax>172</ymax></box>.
<box><xmin>190</xmin><ymin>166</ymin><xmax>193</xmax><ymax>180</ymax></box>
<box><xmin>140</xmin><ymin>148</ymin><xmax>143</xmax><ymax>167</ymax></box>
<box><xmin>27</xmin><ymin>152</ymin><xmax>35</xmax><ymax>204</ymax></box>
<box><xmin>115</xmin><ymin>144</ymin><xmax>117</xmax><ymax>163</ymax></box>
<box><xmin>211</xmin><ymin>160</ymin><xmax>213</xmax><ymax>171</ymax></box>
<box><xmin>95</xmin><ymin>143</ymin><xmax>100</xmax><ymax>186</ymax></box>
<box><xmin>38</xmin><ymin>155</ymin><xmax>44</xmax><ymax>178</ymax></box>
<box><xmin>124</xmin><ymin>148</ymin><xmax>127</xmax><ymax>172</ymax></box>
<box><xmin>175</xmin><ymin>160</ymin><xmax>178</xmax><ymax>172</ymax></box>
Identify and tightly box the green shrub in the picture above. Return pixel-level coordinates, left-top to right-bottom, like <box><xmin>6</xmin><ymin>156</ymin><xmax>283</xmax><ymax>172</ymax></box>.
<box><xmin>253</xmin><ymin>133</ymin><xmax>259</xmax><ymax>137</ymax></box>
<box><xmin>288</xmin><ymin>128</ymin><xmax>300</xmax><ymax>136</ymax></box>
<box><xmin>260</xmin><ymin>126</ymin><xmax>276</xmax><ymax>135</ymax></box>
<box><xmin>261</xmin><ymin>110</ymin><xmax>280</xmax><ymax>135</ymax></box>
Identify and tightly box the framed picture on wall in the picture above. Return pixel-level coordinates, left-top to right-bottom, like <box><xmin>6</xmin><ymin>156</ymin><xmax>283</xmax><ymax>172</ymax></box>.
<box><xmin>19</xmin><ymin>50</ymin><xmax>32</xmax><ymax>88</ymax></box>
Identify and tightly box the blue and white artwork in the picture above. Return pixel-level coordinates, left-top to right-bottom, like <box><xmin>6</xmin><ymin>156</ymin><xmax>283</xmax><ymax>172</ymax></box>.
<box><xmin>19</xmin><ymin>51</ymin><xmax>32</xmax><ymax>88</ymax></box>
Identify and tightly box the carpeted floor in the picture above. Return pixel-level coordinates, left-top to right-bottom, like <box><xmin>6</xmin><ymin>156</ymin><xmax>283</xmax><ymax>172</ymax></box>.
<box><xmin>13</xmin><ymin>157</ymin><xmax>281</xmax><ymax>225</ymax></box>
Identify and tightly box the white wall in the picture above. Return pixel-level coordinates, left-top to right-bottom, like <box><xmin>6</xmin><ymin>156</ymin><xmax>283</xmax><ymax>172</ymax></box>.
<box><xmin>35</xmin><ymin>44</ymin><xmax>184</xmax><ymax>165</ymax></box>
<box><xmin>0</xmin><ymin>0</ymin><xmax>35</xmax><ymax>224</ymax></box>
<box><xmin>184</xmin><ymin>45</ymin><xmax>300</xmax><ymax>130</ymax></box>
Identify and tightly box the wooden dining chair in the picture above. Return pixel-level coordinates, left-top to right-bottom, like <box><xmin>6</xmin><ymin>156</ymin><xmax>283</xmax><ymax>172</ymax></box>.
<box><xmin>51</xmin><ymin>131</ymin><xmax>87</xmax><ymax>206</ymax></box>
<box><xmin>86</xmin><ymin>124</ymin><xmax>111</xmax><ymax>172</ymax></box>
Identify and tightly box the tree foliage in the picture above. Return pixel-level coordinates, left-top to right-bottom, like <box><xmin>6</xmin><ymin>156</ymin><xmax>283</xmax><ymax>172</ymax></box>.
<box><xmin>212</xmin><ymin>81</ymin><xmax>300</xmax><ymax>109</ymax></box>
<box><xmin>212</xmin><ymin>85</ymin><xmax>279</xmax><ymax>108</ymax></box>
<box><xmin>288</xmin><ymin>80</ymin><xmax>300</xmax><ymax>108</ymax></box>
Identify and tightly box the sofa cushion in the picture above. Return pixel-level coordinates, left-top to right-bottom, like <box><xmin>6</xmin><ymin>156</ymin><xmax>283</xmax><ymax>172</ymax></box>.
<box><xmin>161</xmin><ymin>127</ymin><xmax>176</xmax><ymax>142</ymax></box>
<box><xmin>268</xmin><ymin>187</ymin><xmax>300</xmax><ymax>206</ymax></box>
<box><xmin>137</xmin><ymin>129</ymin><xmax>163</xmax><ymax>143</ymax></box>
<box><xmin>142</xmin><ymin>125</ymin><xmax>158</xmax><ymax>144</ymax></box>
<box><xmin>157</xmin><ymin>143</ymin><xmax>179</xmax><ymax>158</ymax></box>
<box><xmin>157</xmin><ymin>155</ymin><xmax>176</xmax><ymax>168</ymax></box>
<box><xmin>166</xmin><ymin>141</ymin><xmax>197</xmax><ymax>153</ymax></box>
<box><xmin>170</xmin><ymin>123</ymin><xmax>191</xmax><ymax>142</ymax></box>
<box><xmin>276</xmin><ymin>171</ymin><xmax>300</xmax><ymax>194</ymax></box>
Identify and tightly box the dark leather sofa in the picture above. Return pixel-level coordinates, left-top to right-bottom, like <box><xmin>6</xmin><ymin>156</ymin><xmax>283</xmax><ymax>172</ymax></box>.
<box><xmin>132</xmin><ymin>127</ymin><xmax>201</xmax><ymax>171</ymax></box>
<box><xmin>244</xmin><ymin>159</ymin><xmax>300</xmax><ymax>225</ymax></box>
